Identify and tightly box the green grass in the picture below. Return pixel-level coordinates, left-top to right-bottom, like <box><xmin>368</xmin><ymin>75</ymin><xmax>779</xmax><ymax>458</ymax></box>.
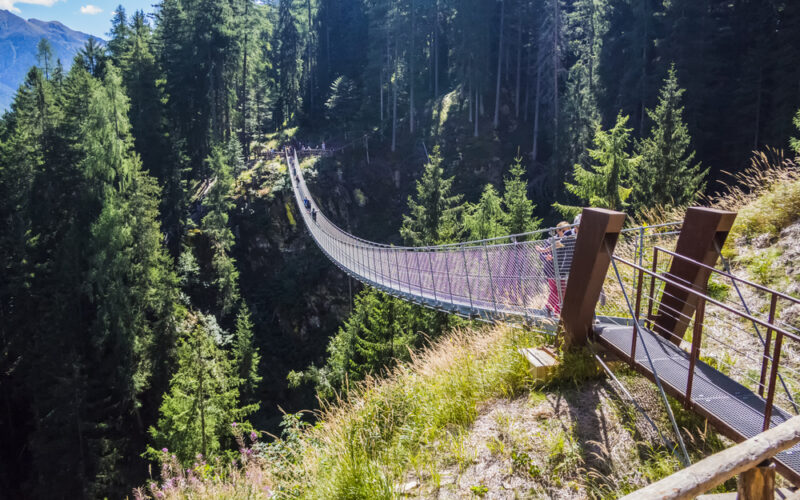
<box><xmin>277</xmin><ymin>325</ymin><xmax>540</xmax><ymax>499</ymax></box>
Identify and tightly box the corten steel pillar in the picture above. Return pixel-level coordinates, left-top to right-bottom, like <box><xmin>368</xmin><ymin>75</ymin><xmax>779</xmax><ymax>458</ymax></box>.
<box><xmin>561</xmin><ymin>208</ymin><xmax>626</xmax><ymax>348</ymax></box>
<box><xmin>653</xmin><ymin>207</ymin><xmax>737</xmax><ymax>345</ymax></box>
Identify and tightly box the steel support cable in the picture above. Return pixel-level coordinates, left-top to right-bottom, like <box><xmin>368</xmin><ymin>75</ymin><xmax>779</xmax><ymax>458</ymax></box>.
<box><xmin>607</xmin><ymin>248</ymin><xmax>692</xmax><ymax>467</ymax></box>
<box><xmin>587</xmin><ymin>342</ymin><xmax>672</xmax><ymax>453</ymax></box>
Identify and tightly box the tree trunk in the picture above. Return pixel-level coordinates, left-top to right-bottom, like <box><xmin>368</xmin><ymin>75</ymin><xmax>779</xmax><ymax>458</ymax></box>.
<box><xmin>307</xmin><ymin>0</ymin><xmax>313</xmax><ymax>113</ymax></box>
<box><xmin>392</xmin><ymin>42</ymin><xmax>398</xmax><ymax>152</ymax></box>
<box><xmin>433</xmin><ymin>0</ymin><xmax>439</xmax><ymax>97</ymax></box>
<box><xmin>434</xmin><ymin>1</ymin><xmax>439</xmax><ymax>97</ymax></box>
<box><xmin>241</xmin><ymin>0</ymin><xmax>249</xmax><ymax>157</ymax></box>
<box><xmin>515</xmin><ymin>17</ymin><xmax>522</xmax><ymax>118</ymax></box>
<box><xmin>754</xmin><ymin>65</ymin><xmax>762</xmax><ymax>149</ymax></box>
<box><xmin>468</xmin><ymin>73</ymin><xmax>473</xmax><ymax>123</ymax></box>
<box><xmin>493</xmin><ymin>0</ymin><xmax>504</xmax><ymax>129</ymax></box>
<box><xmin>552</xmin><ymin>0</ymin><xmax>559</xmax><ymax>162</ymax></box>
<box><xmin>409</xmin><ymin>0</ymin><xmax>416</xmax><ymax>134</ymax></box>
<box><xmin>474</xmin><ymin>88</ymin><xmax>479</xmax><ymax>137</ymax></box>
<box><xmin>533</xmin><ymin>62</ymin><xmax>542</xmax><ymax>160</ymax></box>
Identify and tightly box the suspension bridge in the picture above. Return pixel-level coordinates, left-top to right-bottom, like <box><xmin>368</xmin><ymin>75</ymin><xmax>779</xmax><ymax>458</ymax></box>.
<box><xmin>285</xmin><ymin>149</ymin><xmax>800</xmax><ymax>489</ymax></box>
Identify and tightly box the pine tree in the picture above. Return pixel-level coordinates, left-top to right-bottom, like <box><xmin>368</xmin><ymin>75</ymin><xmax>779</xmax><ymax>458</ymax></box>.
<box><xmin>400</xmin><ymin>146</ymin><xmax>463</xmax><ymax>245</ymax></box>
<box><xmin>464</xmin><ymin>184</ymin><xmax>508</xmax><ymax>240</ymax></box>
<box><xmin>555</xmin><ymin>112</ymin><xmax>639</xmax><ymax>214</ymax></box>
<box><xmin>503</xmin><ymin>157</ymin><xmax>541</xmax><ymax>234</ymax></box>
<box><xmin>632</xmin><ymin>66</ymin><xmax>707</xmax><ymax>213</ymax></box>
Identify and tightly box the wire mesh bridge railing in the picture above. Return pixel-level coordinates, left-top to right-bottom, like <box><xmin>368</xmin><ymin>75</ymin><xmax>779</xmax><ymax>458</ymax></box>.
<box><xmin>288</xmin><ymin>149</ymin><xmax>579</xmax><ymax>322</ymax></box>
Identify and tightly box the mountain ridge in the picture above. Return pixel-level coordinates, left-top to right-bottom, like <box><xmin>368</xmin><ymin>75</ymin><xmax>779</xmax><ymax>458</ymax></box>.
<box><xmin>0</xmin><ymin>9</ymin><xmax>98</xmax><ymax>110</ymax></box>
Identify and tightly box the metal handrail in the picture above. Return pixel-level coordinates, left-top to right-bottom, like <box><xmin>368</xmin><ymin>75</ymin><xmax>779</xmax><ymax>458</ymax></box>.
<box><xmin>613</xmin><ymin>253</ymin><xmax>798</xmax><ymax>431</ymax></box>
<box><xmin>654</xmin><ymin>246</ymin><xmax>800</xmax><ymax>306</ymax></box>
<box><xmin>614</xmin><ymin>255</ymin><xmax>798</xmax><ymax>342</ymax></box>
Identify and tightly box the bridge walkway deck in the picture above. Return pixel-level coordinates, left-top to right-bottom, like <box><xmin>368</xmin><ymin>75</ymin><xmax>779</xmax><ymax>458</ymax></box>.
<box><xmin>595</xmin><ymin>322</ymin><xmax>800</xmax><ymax>483</ymax></box>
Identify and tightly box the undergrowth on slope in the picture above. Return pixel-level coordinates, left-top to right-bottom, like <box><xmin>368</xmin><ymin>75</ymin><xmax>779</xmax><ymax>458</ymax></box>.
<box><xmin>713</xmin><ymin>148</ymin><xmax>800</xmax><ymax>249</ymax></box>
<box><xmin>286</xmin><ymin>324</ymin><xmax>544</xmax><ymax>499</ymax></box>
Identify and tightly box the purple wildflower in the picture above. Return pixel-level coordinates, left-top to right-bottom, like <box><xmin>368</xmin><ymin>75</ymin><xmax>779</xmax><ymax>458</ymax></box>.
<box><xmin>161</xmin><ymin>448</ymin><xmax>168</xmax><ymax>453</ymax></box>
<box><xmin>250</xmin><ymin>431</ymin><xmax>258</xmax><ymax>441</ymax></box>
<box><xmin>231</xmin><ymin>422</ymin><xmax>237</xmax><ymax>428</ymax></box>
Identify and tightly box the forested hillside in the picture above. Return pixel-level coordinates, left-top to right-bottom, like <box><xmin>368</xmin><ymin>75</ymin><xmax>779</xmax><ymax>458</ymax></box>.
<box><xmin>1</xmin><ymin>0</ymin><xmax>799</xmax><ymax>498</ymax></box>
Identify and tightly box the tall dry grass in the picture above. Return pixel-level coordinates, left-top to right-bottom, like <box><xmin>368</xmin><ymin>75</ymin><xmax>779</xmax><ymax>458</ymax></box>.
<box><xmin>270</xmin><ymin>323</ymin><xmax>546</xmax><ymax>499</ymax></box>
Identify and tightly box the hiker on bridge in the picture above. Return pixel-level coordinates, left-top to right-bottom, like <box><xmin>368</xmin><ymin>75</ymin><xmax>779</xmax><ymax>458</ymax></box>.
<box><xmin>538</xmin><ymin>221</ymin><xmax>571</xmax><ymax>316</ymax></box>
<box><xmin>311</xmin><ymin>208</ymin><xmax>317</xmax><ymax>222</ymax></box>
<box><xmin>303</xmin><ymin>197</ymin><xmax>311</xmax><ymax>211</ymax></box>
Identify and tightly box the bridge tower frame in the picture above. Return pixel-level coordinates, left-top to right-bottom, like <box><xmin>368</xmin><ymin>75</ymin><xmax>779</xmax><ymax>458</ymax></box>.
<box><xmin>560</xmin><ymin>207</ymin><xmax>627</xmax><ymax>348</ymax></box>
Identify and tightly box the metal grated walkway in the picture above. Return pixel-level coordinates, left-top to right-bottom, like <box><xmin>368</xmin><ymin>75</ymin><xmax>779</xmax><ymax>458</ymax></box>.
<box><xmin>595</xmin><ymin>323</ymin><xmax>800</xmax><ymax>483</ymax></box>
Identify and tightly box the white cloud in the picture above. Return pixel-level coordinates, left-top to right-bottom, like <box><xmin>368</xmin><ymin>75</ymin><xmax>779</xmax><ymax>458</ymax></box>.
<box><xmin>80</xmin><ymin>4</ymin><xmax>102</xmax><ymax>14</ymax></box>
<box><xmin>0</xmin><ymin>0</ymin><xmax>60</xmax><ymax>14</ymax></box>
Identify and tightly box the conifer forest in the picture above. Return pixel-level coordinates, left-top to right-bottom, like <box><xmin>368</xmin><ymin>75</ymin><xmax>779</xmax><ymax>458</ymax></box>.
<box><xmin>1</xmin><ymin>0</ymin><xmax>800</xmax><ymax>498</ymax></box>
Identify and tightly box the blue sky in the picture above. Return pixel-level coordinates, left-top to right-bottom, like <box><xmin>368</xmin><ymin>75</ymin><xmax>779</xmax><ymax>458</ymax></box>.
<box><xmin>4</xmin><ymin>0</ymin><xmax>157</xmax><ymax>38</ymax></box>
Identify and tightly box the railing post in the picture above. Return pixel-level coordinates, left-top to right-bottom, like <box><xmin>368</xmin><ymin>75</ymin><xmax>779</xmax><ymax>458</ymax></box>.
<box><xmin>646</xmin><ymin>248</ymin><xmax>659</xmax><ymax>327</ymax></box>
<box><xmin>484</xmin><ymin>243</ymin><xmax>499</xmax><ymax>317</ymax></box>
<box><xmin>631</xmin><ymin>266</ymin><xmax>644</xmax><ymax>366</ymax></box>
<box><xmin>427</xmin><ymin>251</ymin><xmax>438</xmax><ymax>304</ymax></box>
<box><xmin>461</xmin><ymin>244</ymin><xmax>475</xmax><ymax>313</ymax></box>
<box><xmin>561</xmin><ymin>208</ymin><xmax>627</xmax><ymax>348</ymax></box>
<box><xmin>759</xmin><ymin>293</ymin><xmax>778</xmax><ymax>397</ymax></box>
<box><xmin>551</xmin><ymin>237</ymin><xmax>564</xmax><ymax>309</ymax></box>
<box><xmin>764</xmin><ymin>330</ymin><xmax>784</xmax><ymax>432</ymax></box>
<box><xmin>416</xmin><ymin>248</ymin><xmax>425</xmax><ymax>298</ymax></box>
<box><xmin>653</xmin><ymin>207</ymin><xmax>737</xmax><ymax>345</ymax></box>
<box><xmin>444</xmin><ymin>249</ymin><xmax>454</xmax><ymax>307</ymax></box>
<box><xmin>686</xmin><ymin>296</ymin><xmax>705</xmax><ymax>406</ymax></box>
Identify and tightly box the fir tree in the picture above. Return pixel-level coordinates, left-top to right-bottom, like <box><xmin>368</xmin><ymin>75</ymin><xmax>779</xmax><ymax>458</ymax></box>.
<box><xmin>107</xmin><ymin>6</ymin><xmax>132</xmax><ymax>65</ymax></box>
<box><xmin>631</xmin><ymin>66</ymin><xmax>707</xmax><ymax>213</ymax></box>
<box><xmin>503</xmin><ymin>157</ymin><xmax>541</xmax><ymax>234</ymax></box>
<box><xmin>464</xmin><ymin>184</ymin><xmax>508</xmax><ymax>240</ymax></box>
<box><xmin>790</xmin><ymin>108</ymin><xmax>800</xmax><ymax>156</ymax></box>
<box><xmin>233</xmin><ymin>303</ymin><xmax>262</xmax><ymax>404</ymax></box>
<box><xmin>400</xmin><ymin>146</ymin><xmax>463</xmax><ymax>245</ymax></box>
<box><xmin>272</xmin><ymin>0</ymin><xmax>301</xmax><ymax>127</ymax></box>
<box><xmin>290</xmin><ymin>288</ymin><xmax>450</xmax><ymax>399</ymax></box>
<box><xmin>148</xmin><ymin>313</ymin><xmax>256</xmax><ymax>464</ymax></box>
<box><xmin>555</xmin><ymin>113</ymin><xmax>639</xmax><ymax>215</ymax></box>
<box><xmin>200</xmin><ymin>143</ymin><xmax>240</xmax><ymax>315</ymax></box>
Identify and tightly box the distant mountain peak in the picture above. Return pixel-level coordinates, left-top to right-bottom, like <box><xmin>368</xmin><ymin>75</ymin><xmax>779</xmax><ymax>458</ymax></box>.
<box><xmin>0</xmin><ymin>10</ymin><xmax>96</xmax><ymax>110</ymax></box>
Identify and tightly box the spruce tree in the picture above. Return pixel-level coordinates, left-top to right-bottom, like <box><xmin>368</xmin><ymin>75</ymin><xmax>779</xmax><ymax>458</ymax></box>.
<box><xmin>107</xmin><ymin>6</ymin><xmax>131</xmax><ymax>65</ymax></box>
<box><xmin>503</xmin><ymin>158</ymin><xmax>541</xmax><ymax>234</ymax></box>
<box><xmin>400</xmin><ymin>146</ymin><xmax>463</xmax><ymax>245</ymax></box>
<box><xmin>233</xmin><ymin>303</ymin><xmax>262</xmax><ymax>404</ymax></box>
<box><xmin>555</xmin><ymin>113</ymin><xmax>639</xmax><ymax>214</ymax></box>
<box><xmin>632</xmin><ymin>66</ymin><xmax>707</xmax><ymax>213</ymax></box>
<box><xmin>790</xmin><ymin>108</ymin><xmax>800</xmax><ymax>156</ymax></box>
<box><xmin>148</xmin><ymin>313</ymin><xmax>256</xmax><ymax>464</ymax></box>
<box><xmin>273</xmin><ymin>0</ymin><xmax>301</xmax><ymax>127</ymax></box>
<box><xmin>200</xmin><ymin>143</ymin><xmax>240</xmax><ymax>315</ymax></box>
<box><xmin>464</xmin><ymin>184</ymin><xmax>508</xmax><ymax>240</ymax></box>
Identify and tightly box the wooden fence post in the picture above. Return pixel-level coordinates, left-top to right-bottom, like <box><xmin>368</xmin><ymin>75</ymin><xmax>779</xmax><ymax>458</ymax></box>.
<box><xmin>653</xmin><ymin>207</ymin><xmax>737</xmax><ymax>345</ymax></box>
<box><xmin>561</xmin><ymin>208</ymin><xmax>626</xmax><ymax>348</ymax></box>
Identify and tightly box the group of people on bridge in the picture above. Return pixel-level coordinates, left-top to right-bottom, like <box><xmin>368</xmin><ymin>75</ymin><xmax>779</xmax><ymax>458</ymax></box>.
<box><xmin>539</xmin><ymin>215</ymin><xmax>580</xmax><ymax>317</ymax></box>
